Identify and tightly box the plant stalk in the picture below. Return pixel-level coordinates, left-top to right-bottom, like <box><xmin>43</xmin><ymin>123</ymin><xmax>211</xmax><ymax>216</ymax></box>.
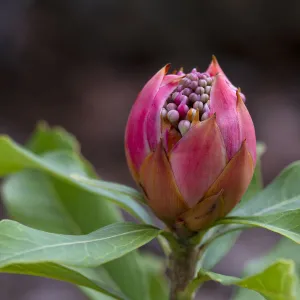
<box><xmin>169</xmin><ymin>240</ymin><xmax>199</xmax><ymax>300</ymax></box>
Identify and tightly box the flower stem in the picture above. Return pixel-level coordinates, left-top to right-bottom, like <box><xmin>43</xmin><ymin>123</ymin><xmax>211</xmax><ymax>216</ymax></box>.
<box><xmin>169</xmin><ymin>240</ymin><xmax>199</xmax><ymax>300</ymax></box>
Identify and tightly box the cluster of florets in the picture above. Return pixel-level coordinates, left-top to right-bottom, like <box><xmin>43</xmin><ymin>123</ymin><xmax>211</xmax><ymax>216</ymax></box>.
<box><xmin>161</xmin><ymin>68</ymin><xmax>213</xmax><ymax>136</ymax></box>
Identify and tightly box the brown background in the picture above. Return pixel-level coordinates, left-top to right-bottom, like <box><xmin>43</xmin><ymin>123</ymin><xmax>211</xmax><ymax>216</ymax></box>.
<box><xmin>0</xmin><ymin>0</ymin><xmax>300</xmax><ymax>299</ymax></box>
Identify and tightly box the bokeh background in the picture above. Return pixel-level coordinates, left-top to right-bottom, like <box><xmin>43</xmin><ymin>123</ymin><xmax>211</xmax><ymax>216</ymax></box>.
<box><xmin>1</xmin><ymin>0</ymin><xmax>300</xmax><ymax>299</ymax></box>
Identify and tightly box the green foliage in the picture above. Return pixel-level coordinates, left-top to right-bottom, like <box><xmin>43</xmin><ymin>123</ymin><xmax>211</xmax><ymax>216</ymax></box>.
<box><xmin>198</xmin><ymin>230</ymin><xmax>240</xmax><ymax>271</ymax></box>
<box><xmin>217</xmin><ymin>161</ymin><xmax>300</xmax><ymax>243</ymax></box>
<box><xmin>0</xmin><ymin>220</ymin><xmax>159</xmax><ymax>300</ymax></box>
<box><xmin>138</xmin><ymin>253</ymin><xmax>169</xmax><ymax>300</ymax></box>
<box><xmin>196</xmin><ymin>260</ymin><xmax>297</xmax><ymax>300</ymax></box>
<box><xmin>0</xmin><ymin>124</ymin><xmax>159</xmax><ymax>300</ymax></box>
<box><xmin>233</xmin><ymin>237</ymin><xmax>300</xmax><ymax>300</ymax></box>
<box><xmin>218</xmin><ymin>209</ymin><xmax>300</xmax><ymax>243</ymax></box>
<box><xmin>0</xmin><ymin>136</ymin><xmax>151</xmax><ymax>224</ymax></box>
<box><xmin>1</xmin><ymin>262</ymin><xmax>124</xmax><ymax>299</ymax></box>
<box><xmin>233</xmin><ymin>161</ymin><xmax>300</xmax><ymax>216</ymax></box>
<box><xmin>0</xmin><ymin>220</ymin><xmax>159</xmax><ymax>267</ymax></box>
<box><xmin>2</xmin><ymin>123</ymin><xmax>300</xmax><ymax>300</ymax></box>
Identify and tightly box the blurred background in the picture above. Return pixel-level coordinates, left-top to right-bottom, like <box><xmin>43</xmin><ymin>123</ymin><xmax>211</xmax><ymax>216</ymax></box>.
<box><xmin>1</xmin><ymin>0</ymin><xmax>300</xmax><ymax>299</ymax></box>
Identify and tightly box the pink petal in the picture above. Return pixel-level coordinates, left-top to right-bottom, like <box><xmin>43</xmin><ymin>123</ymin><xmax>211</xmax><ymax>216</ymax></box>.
<box><xmin>146</xmin><ymin>74</ymin><xmax>182</xmax><ymax>151</ymax></box>
<box><xmin>125</xmin><ymin>65</ymin><xmax>168</xmax><ymax>173</ymax></box>
<box><xmin>206</xmin><ymin>56</ymin><xmax>246</xmax><ymax>101</ymax></box>
<box><xmin>237</xmin><ymin>91</ymin><xmax>257</xmax><ymax>164</ymax></box>
<box><xmin>139</xmin><ymin>141</ymin><xmax>188</xmax><ymax>224</ymax></box>
<box><xmin>210</xmin><ymin>73</ymin><xmax>241</xmax><ymax>160</ymax></box>
<box><xmin>204</xmin><ymin>141</ymin><xmax>254</xmax><ymax>216</ymax></box>
<box><xmin>170</xmin><ymin>116</ymin><xmax>227</xmax><ymax>208</ymax></box>
<box><xmin>206</xmin><ymin>55</ymin><xmax>225</xmax><ymax>77</ymax></box>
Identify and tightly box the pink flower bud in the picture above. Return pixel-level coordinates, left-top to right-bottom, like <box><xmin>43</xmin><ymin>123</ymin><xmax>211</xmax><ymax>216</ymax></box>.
<box><xmin>125</xmin><ymin>57</ymin><xmax>256</xmax><ymax>231</ymax></box>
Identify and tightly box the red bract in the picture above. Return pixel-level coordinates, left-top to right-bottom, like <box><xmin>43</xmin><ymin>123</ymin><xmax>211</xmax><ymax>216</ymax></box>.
<box><xmin>125</xmin><ymin>57</ymin><xmax>256</xmax><ymax>231</ymax></box>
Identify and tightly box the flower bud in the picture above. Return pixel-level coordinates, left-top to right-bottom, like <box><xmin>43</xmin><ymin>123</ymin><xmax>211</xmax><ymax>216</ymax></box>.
<box><xmin>125</xmin><ymin>57</ymin><xmax>256</xmax><ymax>232</ymax></box>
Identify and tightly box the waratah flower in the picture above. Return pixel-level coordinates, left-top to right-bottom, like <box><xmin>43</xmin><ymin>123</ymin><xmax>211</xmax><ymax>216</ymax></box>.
<box><xmin>125</xmin><ymin>57</ymin><xmax>256</xmax><ymax>232</ymax></box>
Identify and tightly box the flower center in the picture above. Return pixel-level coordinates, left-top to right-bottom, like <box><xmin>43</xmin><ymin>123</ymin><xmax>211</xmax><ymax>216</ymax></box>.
<box><xmin>161</xmin><ymin>68</ymin><xmax>213</xmax><ymax>136</ymax></box>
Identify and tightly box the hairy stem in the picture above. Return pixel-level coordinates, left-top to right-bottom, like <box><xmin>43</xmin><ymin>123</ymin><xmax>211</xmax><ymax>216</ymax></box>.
<box><xmin>169</xmin><ymin>241</ymin><xmax>199</xmax><ymax>300</ymax></box>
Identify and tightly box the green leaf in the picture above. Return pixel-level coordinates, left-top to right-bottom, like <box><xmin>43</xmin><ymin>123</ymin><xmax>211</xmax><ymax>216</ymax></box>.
<box><xmin>27</xmin><ymin>123</ymin><xmax>141</xmax><ymax>202</ymax></box>
<box><xmin>138</xmin><ymin>254</ymin><xmax>169</xmax><ymax>300</ymax></box>
<box><xmin>3</xmin><ymin>170</ymin><xmax>82</xmax><ymax>234</ymax></box>
<box><xmin>218</xmin><ymin>209</ymin><xmax>300</xmax><ymax>243</ymax></box>
<box><xmin>2</xmin><ymin>171</ymin><xmax>147</xmax><ymax>300</ymax></box>
<box><xmin>1</xmin><ymin>263</ymin><xmax>124</xmax><ymax>300</ymax></box>
<box><xmin>79</xmin><ymin>287</ymin><xmax>117</xmax><ymax>300</ymax></box>
<box><xmin>198</xmin><ymin>230</ymin><xmax>240</xmax><ymax>271</ymax></box>
<box><xmin>26</xmin><ymin>121</ymin><xmax>80</xmax><ymax>154</ymax></box>
<box><xmin>0</xmin><ymin>136</ymin><xmax>151</xmax><ymax>224</ymax></box>
<box><xmin>193</xmin><ymin>260</ymin><xmax>298</xmax><ymax>300</ymax></box>
<box><xmin>70</xmin><ymin>174</ymin><xmax>145</xmax><ymax>204</ymax></box>
<box><xmin>0</xmin><ymin>220</ymin><xmax>160</xmax><ymax>299</ymax></box>
<box><xmin>212</xmin><ymin>161</ymin><xmax>300</xmax><ymax>262</ymax></box>
<box><xmin>198</xmin><ymin>142</ymin><xmax>266</xmax><ymax>271</ymax></box>
<box><xmin>0</xmin><ymin>220</ymin><xmax>160</xmax><ymax>267</ymax></box>
<box><xmin>234</xmin><ymin>161</ymin><xmax>300</xmax><ymax>216</ymax></box>
<box><xmin>234</xmin><ymin>238</ymin><xmax>300</xmax><ymax>300</ymax></box>
<box><xmin>246</xmin><ymin>238</ymin><xmax>300</xmax><ymax>274</ymax></box>
<box><xmin>0</xmin><ymin>125</ymin><xmax>152</xmax><ymax>300</ymax></box>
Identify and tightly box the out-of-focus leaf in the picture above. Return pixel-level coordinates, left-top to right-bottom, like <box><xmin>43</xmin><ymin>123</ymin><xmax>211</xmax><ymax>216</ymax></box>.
<box><xmin>138</xmin><ymin>254</ymin><xmax>169</xmax><ymax>300</ymax></box>
<box><xmin>1</xmin><ymin>262</ymin><xmax>124</xmax><ymax>300</ymax></box>
<box><xmin>25</xmin><ymin>121</ymin><xmax>98</xmax><ymax>179</ymax></box>
<box><xmin>3</xmin><ymin>170</ymin><xmax>81</xmax><ymax>234</ymax></box>
<box><xmin>198</xmin><ymin>230</ymin><xmax>240</xmax><ymax>271</ymax></box>
<box><xmin>70</xmin><ymin>174</ymin><xmax>145</xmax><ymax>204</ymax></box>
<box><xmin>191</xmin><ymin>260</ymin><xmax>297</xmax><ymax>300</ymax></box>
<box><xmin>0</xmin><ymin>137</ymin><xmax>151</xmax><ymax>224</ymax></box>
<box><xmin>233</xmin><ymin>238</ymin><xmax>300</xmax><ymax>300</ymax></box>
<box><xmin>26</xmin><ymin>121</ymin><xmax>80</xmax><ymax>154</ymax></box>
<box><xmin>0</xmin><ymin>126</ymin><xmax>152</xmax><ymax>300</ymax></box>
<box><xmin>79</xmin><ymin>288</ymin><xmax>116</xmax><ymax>300</ymax></box>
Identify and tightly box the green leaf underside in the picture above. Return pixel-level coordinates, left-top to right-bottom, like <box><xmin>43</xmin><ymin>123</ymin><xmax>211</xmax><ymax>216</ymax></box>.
<box><xmin>0</xmin><ymin>220</ymin><xmax>159</xmax><ymax>268</ymax></box>
<box><xmin>234</xmin><ymin>161</ymin><xmax>300</xmax><ymax>217</ymax></box>
<box><xmin>198</xmin><ymin>230</ymin><xmax>240</xmax><ymax>271</ymax></box>
<box><xmin>196</xmin><ymin>260</ymin><xmax>297</xmax><ymax>300</ymax></box>
<box><xmin>0</xmin><ymin>124</ymin><xmax>153</xmax><ymax>300</ymax></box>
<box><xmin>1</xmin><ymin>263</ymin><xmax>125</xmax><ymax>300</ymax></box>
<box><xmin>1</xmin><ymin>166</ymin><xmax>153</xmax><ymax>298</ymax></box>
<box><xmin>3</xmin><ymin>170</ymin><xmax>83</xmax><ymax>235</ymax></box>
<box><xmin>79</xmin><ymin>287</ymin><xmax>117</xmax><ymax>300</ymax></box>
<box><xmin>219</xmin><ymin>209</ymin><xmax>300</xmax><ymax>243</ymax></box>
<box><xmin>70</xmin><ymin>174</ymin><xmax>145</xmax><ymax>204</ymax></box>
<box><xmin>0</xmin><ymin>136</ymin><xmax>150</xmax><ymax>224</ymax></box>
